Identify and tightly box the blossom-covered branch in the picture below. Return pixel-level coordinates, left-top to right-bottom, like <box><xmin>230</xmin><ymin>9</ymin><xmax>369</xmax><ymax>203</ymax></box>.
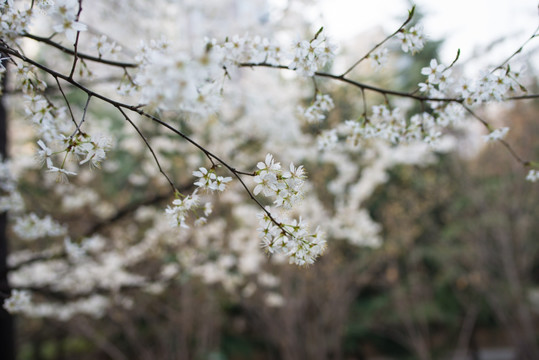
<box><xmin>1</xmin><ymin>0</ymin><xmax>538</xmax><ymax>323</ymax></box>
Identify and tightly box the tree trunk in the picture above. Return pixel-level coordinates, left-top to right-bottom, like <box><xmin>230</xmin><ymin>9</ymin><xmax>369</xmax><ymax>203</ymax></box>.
<box><xmin>0</xmin><ymin>59</ymin><xmax>16</xmax><ymax>360</ymax></box>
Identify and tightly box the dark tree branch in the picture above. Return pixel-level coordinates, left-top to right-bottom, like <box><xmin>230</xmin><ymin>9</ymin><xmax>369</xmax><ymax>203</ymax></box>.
<box><xmin>239</xmin><ymin>62</ymin><xmax>464</xmax><ymax>102</ymax></box>
<box><xmin>23</xmin><ymin>33</ymin><xmax>137</xmax><ymax>68</ymax></box>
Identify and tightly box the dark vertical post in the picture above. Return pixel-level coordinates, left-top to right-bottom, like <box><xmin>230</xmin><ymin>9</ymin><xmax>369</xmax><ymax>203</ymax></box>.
<box><xmin>0</xmin><ymin>57</ymin><xmax>16</xmax><ymax>360</ymax></box>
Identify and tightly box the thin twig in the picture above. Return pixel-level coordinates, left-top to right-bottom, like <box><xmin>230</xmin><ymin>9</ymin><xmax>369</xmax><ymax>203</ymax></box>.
<box><xmin>462</xmin><ymin>105</ymin><xmax>491</xmax><ymax>129</ymax></box>
<box><xmin>311</xmin><ymin>76</ymin><xmax>319</xmax><ymax>94</ymax></box>
<box><xmin>117</xmin><ymin>107</ymin><xmax>177</xmax><ymax>192</ymax></box>
<box><xmin>506</xmin><ymin>93</ymin><xmax>539</xmax><ymax>100</ymax></box>
<box><xmin>498</xmin><ymin>139</ymin><xmax>530</xmax><ymax>166</ymax></box>
<box><xmin>494</xmin><ymin>25</ymin><xmax>539</xmax><ymax>72</ymax></box>
<box><xmin>360</xmin><ymin>88</ymin><xmax>367</xmax><ymax>118</ymax></box>
<box><xmin>341</xmin><ymin>6</ymin><xmax>416</xmax><ymax>77</ymax></box>
<box><xmin>70</xmin><ymin>94</ymin><xmax>91</xmax><ymax>137</ymax></box>
<box><xmin>68</xmin><ymin>0</ymin><xmax>84</xmax><ymax>79</ymax></box>
<box><xmin>54</xmin><ymin>76</ymin><xmax>80</xmax><ymax>132</ymax></box>
<box><xmin>463</xmin><ymin>105</ymin><xmax>530</xmax><ymax>166</ymax></box>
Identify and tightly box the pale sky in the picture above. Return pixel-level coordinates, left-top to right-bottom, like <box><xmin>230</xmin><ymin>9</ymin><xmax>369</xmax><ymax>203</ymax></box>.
<box><xmin>320</xmin><ymin>0</ymin><xmax>538</xmax><ymax>69</ymax></box>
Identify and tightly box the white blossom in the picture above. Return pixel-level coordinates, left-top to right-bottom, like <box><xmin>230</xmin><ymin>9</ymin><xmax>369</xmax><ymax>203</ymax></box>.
<box><xmin>483</xmin><ymin>127</ymin><xmax>509</xmax><ymax>142</ymax></box>
<box><xmin>525</xmin><ymin>169</ymin><xmax>539</xmax><ymax>183</ymax></box>
<box><xmin>289</xmin><ymin>30</ymin><xmax>336</xmax><ymax>76</ymax></box>
<box><xmin>13</xmin><ymin>213</ymin><xmax>67</xmax><ymax>241</ymax></box>
<box><xmin>53</xmin><ymin>18</ymin><xmax>87</xmax><ymax>43</ymax></box>
<box><xmin>3</xmin><ymin>290</ymin><xmax>31</xmax><ymax>314</ymax></box>
<box><xmin>396</xmin><ymin>25</ymin><xmax>425</xmax><ymax>54</ymax></box>
<box><xmin>369</xmin><ymin>47</ymin><xmax>388</xmax><ymax>70</ymax></box>
<box><xmin>193</xmin><ymin>167</ymin><xmax>232</xmax><ymax>192</ymax></box>
<box><xmin>298</xmin><ymin>93</ymin><xmax>334</xmax><ymax>124</ymax></box>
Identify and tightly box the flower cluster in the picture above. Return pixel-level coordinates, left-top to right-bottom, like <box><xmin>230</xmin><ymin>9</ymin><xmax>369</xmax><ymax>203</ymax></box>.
<box><xmin>250</xmin><ymin>154</ymin><xmax>326</xmax><ymax>265</ymax></box>
<box><xmin>298</xmin><ymin>93</ymin><xmax>335</xmax><ymax>123</ymax></box>
<box><xmin>3</xmin><ymin>290</ymin><xmax>31</xmax><ymax>314</ymax></box>
<box><xmin>91</xmin><ymin>35</ymin><xmax>122</xmax><ymax>59</ymax></box>
<box><xmin>0</xmin><ymin>0</ymin><xmax>32</xmax><ymax>45</ymax></box>
<box><xmin>36</xmin><ymin>132</ymin><xmax>113</xmax><ymax>178</ymax></box>
<box><xmin>15</xmin><ymin>63</ymin><xmax>47</xmax><ymax>95</ymax></box>
<box><xmin>396</xmin><ymin>25</ymin><xmax>425</xmax><ymax>54</ymax></box>
<box><xmin>253</xmin><ymin>154</ymin><xmax>306</xmax><ymax>209</ymax></box>
<box><xmin>36</xmin><ymin>0</ymin><xmax>54</xmax><ymax>11</ymax></box>
<box><xmin>218</xmin><ymin>35</ymin><xmax>285</xmax><ymax>66</ymax></box>
<box><xmin>332</xmin><ymin>56</ymin><xmax>526</xmax><ymax>155</ymax></box>
<box><xmin>408</xmin><ymin>112</ymin><xmax>443</xmax><ymax>146</ymax></box>
<box><xmin>526</xmin><ymin>169</ymin><xmax>539</xmax><ymax>183</ymax></box>
<box><xmin>343</xmin><ymin>106</ymin><xmax>405</xmax><ymax>145</ymax></box>
<box><xmin>257</xmin><ymin>210</ymin><xmax>326</xmax><ymax>266</ymax></box>
<box><xmin>13</xmin><ymin>213</ymin><xmax>67</xmax><ymax>241</ymax></box>
<box><xmin>165</xmin><ymin>190</ymin><xmax>212</xmax><ymax>228</ymax></box>
<box><xmin>193</xmin><ymin>167</ymin><xmax>232</xmax><ymax>192</ymax></box>
<box><xmin>64</xmin><ymin>235</ymin><xmax>106</xmax><ymax>261</ymax></box>
<box><xmin>134</xmin><ymin>41</ymin><xmax>223</xmax><ymax>115</ymax></box>
<box><xmin>419</xmin><ymin>59</ymin><xmax>525</xmax><ymax>107</ymax></box>
<box><xmin>0</xmin><ymin>0</ymin><xmax>85</xmax><ymax>46</ymax></box>
<box><xmin>25</xmin><ymin>94</ymin><xmax>67</xmax><ymax>143</ymax></box>
<box><xmin>466</xmin><ymin>66</ymin><xmax>525</xmax><ymax>104</ymax></box>
<box><xmin>77</xmin><ymin>135</ymin><xmax>113</xmax><ymax>168</ymax></box>
<box><xmin>419</xmin><ymin>59</ymin><xmax>453</xmax><ymax>91</ymax></box>
<box><xmin>25</xmin><ymin>295</ymin><xmax>110</xmax><ymax>320</ymax></box>
<box><xmin>483</xmin><ymin>127</ymin><xmax>509</xmax><ymax>142</ymax></box>
<box><xmin>342</xmin><ymin>106</ymin><xmax>447</xmax><ymax>148</ymax></box>
<box><xmin>216</xmin><ymin>29</ymin><xmax>336</xmax><ymax>77</ymax></box>
<box><xmin>50</xmin><ymin>0</ymin><xmax>88</xmax><ymax>43</ymax></box>
<box><xmin>329</xmin><ymin>207</ymin><xmax>382</xmax><ymax>248</ymax></box>
<box><xmin>317</xmin><ymin>129</ymin><xmax>338</xmax><ymax>150</ymax></box>
<box><xmin>133</xmin><ymin>29</ymin><xmax>336</xmax><ymax>115</ymax></box>
<box><xmin>413</xmin><ymin>59</ymin><xmax>527</xmax><ymax>159</ymax></box>
<box><xmin>289</xmin><ymin>30</ymin><xmax>337</xmax><ymax>76</ymax></box>
<box><xmin>0</xmin><ymin>156</ymin><xmax>24</xmax><ymax>213</ymax></box>
<box><xmin>368</xmin><ymin>47</ymin><xmax>389</xmax><ymax>70</ymax></box>
<box><xmin>165</xmin><ymin>166</ymin><xmax>231</xmax><ymax>229</ymax></box>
